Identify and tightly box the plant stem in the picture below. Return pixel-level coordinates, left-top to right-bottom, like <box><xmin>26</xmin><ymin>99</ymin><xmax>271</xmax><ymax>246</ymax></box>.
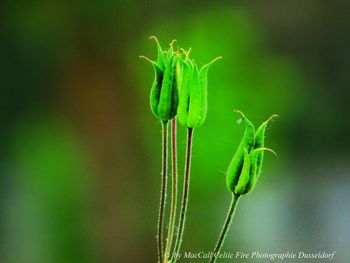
<box><xmin>171</xmin><ymin>128</ymin><xmax>193</xmax><ymax>263</ymax></box>
<box><xmin>158</xmin><ymin>121</ymin><xmax>168</xmax><ymax>263</ymax></box>
<box><xmin>164</xmin><ymin>118</ymin><xmax>178</xmax><ymax>261</ymax></box>
<box><xmin>209</xmin><ymin>194</ymin><xmax>240</xmax><ymax>263</ymax></box>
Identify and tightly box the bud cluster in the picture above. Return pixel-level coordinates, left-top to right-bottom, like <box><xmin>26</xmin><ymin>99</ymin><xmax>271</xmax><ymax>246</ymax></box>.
<box><xmin>141</xmin><ymin>36</ymin><xmax>221</xmax><ymax>128</ymax></box>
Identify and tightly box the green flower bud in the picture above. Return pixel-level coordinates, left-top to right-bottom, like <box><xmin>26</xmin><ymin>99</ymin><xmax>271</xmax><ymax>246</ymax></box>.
<box><xmin>226</xmin><ymin>111</ymin><xmax>255</xmax><ymax>193</ymax></box>
<box><xmin>140</xmin><ymin>36</ymin><xmax>179</xmax><ymax>122</ymax></box>
<box><xmin>177</xmin><ymin>51</ymin><xmax>221</xmax><ymax>128</ymax></box>
<box><xmin>226</xmin><ymin>112</ymin><xmax>278</xmax><ymax>196</ymax></box>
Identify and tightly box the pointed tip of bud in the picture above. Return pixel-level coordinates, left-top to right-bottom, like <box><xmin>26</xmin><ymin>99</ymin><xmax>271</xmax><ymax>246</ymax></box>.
<box><xmin>210</xmin><ymin>56</ymin><xmax>222</xmax><ymax>64</ymax></box>
<box><xmin>233</xmin><ymin>109</ymin><xmax>246</xmax><ymax>119</ymax></box>
<box><xmin>149</xmin><ymin>35</ymin><xmax>159</xmax><ymax>43</ymax></box>
<box><xmin>139</xmin><ymin>55</ymin><xmax>155</xmax><ymax>64</ymax></box>
<box><xmin>266</xmin><ymin>114</ymin><xmax>279</xmax><ymax>122</ymax></box>
<box><xmin>263</xmin><ymin>114</ymin><xmax>279</xmax><ymax>128</ymax></box>
<box><xmin>199</xmin><ymin>56</ymin><xmax>222</xmax><ymax>72</ymax></box>
<box><xmin>233</xmin><ymin>110</ymin><xmax>247</xmax><ymax>126</ymax></box>
<box><xmin>254</xmin><ymin>147</ymin><xmax>277</xmax><ymax>156</ymax></box>
<box><xmin>149</xmin><ymin>35</ymin><xmax>163</xmax><ymax>50</ymax></box>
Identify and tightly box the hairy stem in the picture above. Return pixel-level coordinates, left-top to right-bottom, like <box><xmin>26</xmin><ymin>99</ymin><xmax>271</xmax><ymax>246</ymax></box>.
<box><xmin>164</xmin><ymin>118</ymin><xmax>178</xmax><ymax>261</ymax></box>
<box><xmin>209</xmin><ymin>194</ymin><xmax>240</xmax><ymax>263</ymax></box>
<box><xmin>171</xmin><ymin>128</ymin><xmax>193</xmax><ymax>263</ymax></box>
<box><xmin>158</xmin><ymin>121</ymin><xmax>168</xmax><ymax>263</ymax></box>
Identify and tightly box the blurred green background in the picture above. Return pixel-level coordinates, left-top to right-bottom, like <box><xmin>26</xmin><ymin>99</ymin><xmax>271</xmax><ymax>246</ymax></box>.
<box><xmin>1</xmin><ymin>0</ymin><xmax>350</xmax><ymax>262</ymax></box>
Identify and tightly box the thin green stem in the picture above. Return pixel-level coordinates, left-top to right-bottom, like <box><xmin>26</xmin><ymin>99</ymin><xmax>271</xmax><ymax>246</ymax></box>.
<box><xmin>171</xmin><ymin>128</ymin><xmax>193</xmax><ymax>263</ymax></box>
<box><xmin>164</xmin><ymin>118</ymin><xmax>178</xmax><ymax>262</ymax></box>
<box><xmin>158</xmin><ymin>121</ymin><xmax>169</xmax><ymax>263</ymax></box>
<box><xmin>209</xmin><ymin>194</ymin><xmax>240</xmax><ymax>263</ymax></box>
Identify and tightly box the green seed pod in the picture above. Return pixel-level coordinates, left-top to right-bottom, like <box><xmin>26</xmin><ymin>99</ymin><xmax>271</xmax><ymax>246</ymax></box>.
<box><xmin>226</xmin><ymin>111</ymin><xmax>255</xmax><ymax>193</ymax></box>
<box><xmin>177</xmin><ymin>53</ymin><xmax>221</xmax><ymax>128</ymax></box>
<box><xmin>234</xmin><ymin>148</ymin><xmax>251</xmax><ymax>195</ymax></box>
<box><xmin>226</xmin><ymin>112</ymin><xmax>278</xmax><ymax>195</ymax></box>
<box><xmin>140</xmin><ymin>36</ymin><xmax>179</xmax><ymax>121</ymax></box>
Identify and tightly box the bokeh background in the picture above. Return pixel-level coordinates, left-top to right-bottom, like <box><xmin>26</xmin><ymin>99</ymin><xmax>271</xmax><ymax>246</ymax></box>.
<box><xmin>1</xmin><ymin>0</ymin><xmax>350</xmax><ymax>262</ymax></box>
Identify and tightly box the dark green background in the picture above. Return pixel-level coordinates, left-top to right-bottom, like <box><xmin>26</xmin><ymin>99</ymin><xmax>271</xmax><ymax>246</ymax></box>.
<box><xmin>1</xmin><ymin>0</ymin><xmax>349</xmax><ymax>262</ymax></box>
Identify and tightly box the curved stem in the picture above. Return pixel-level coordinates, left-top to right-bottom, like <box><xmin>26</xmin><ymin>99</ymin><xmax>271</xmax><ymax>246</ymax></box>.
<box><xmin>209</xmin><ymin>194</ymin><xmax>240</xmax><ymax>263</ymax></box>
<box><xmin>164</xmin><ymin>118</ymin><xmax>178</xmax><ymax>261</ymax></box>
<box><xmin>158</xmin><ymin>121</ymin><xmax>168</xmax><ymax>263</ymax></box>
<box><xmin>171</xmin><ymin>128</ymin><xmax>193</xmax><ymax>263</ymax></box>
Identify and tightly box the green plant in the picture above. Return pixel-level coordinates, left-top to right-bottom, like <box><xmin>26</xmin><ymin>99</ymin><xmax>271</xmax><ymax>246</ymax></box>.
<box><xmin>140</xmin><ymin>36</ymin><xmax>179</xmax><ymax>263</ymax></box>
<box><xmin>209</xmin><ymin>112</ymin><xmax>277</xmax><ymax>263</ymax></box>
<box><xmin>140</xmin><ymin>37</ymin><xmax>278</xmax><ymax>263</ymax></box>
